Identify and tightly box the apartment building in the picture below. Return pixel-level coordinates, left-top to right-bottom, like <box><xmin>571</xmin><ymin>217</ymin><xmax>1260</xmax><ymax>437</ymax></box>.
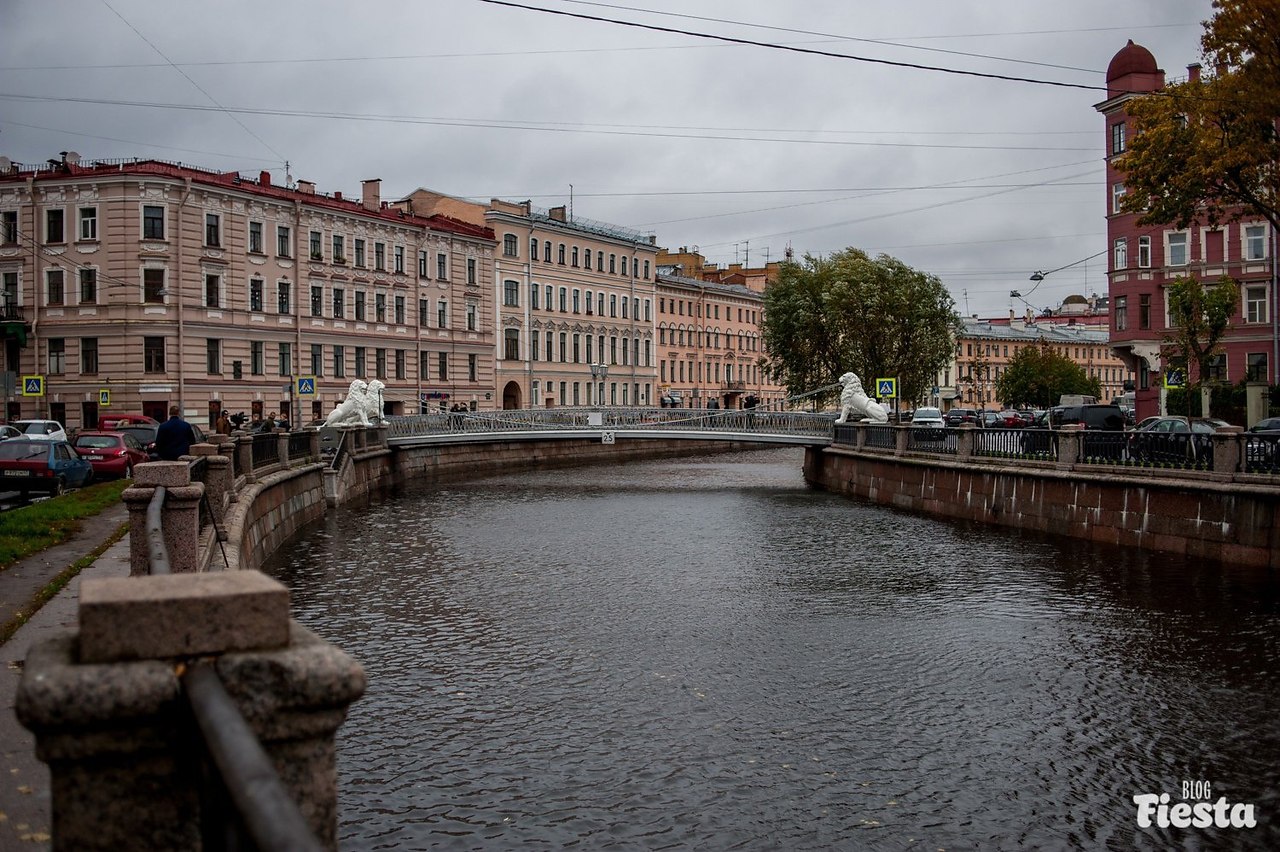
<box><xmin>655</xmin><ymin>272</ymin><xmax>784</xmax><ymax>409</ymax></box>
<box><xmin>0</xmin><ymin>157</ymin><xmax>494</xmax><ymax>429</ymax></box>
<box><xmin>1097</xmin><ymin>40</ymin><xmax>1278</xmax><ymax>420</ymax></box>
<box><xmin>396</xmin><ymin>192</ymin><xmax>659</xmax><ymax>408</ymax></box>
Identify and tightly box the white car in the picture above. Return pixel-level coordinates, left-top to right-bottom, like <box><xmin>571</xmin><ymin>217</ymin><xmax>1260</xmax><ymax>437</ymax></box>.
<box><xmin>11</xmin><ymin>419</ymin><xmax>69</xmax><ymax>442</ymax></box>
<box><xmin>910</xmin><ymin>407</ymin><xmax>945</xmax><ymax>428</ymax></box>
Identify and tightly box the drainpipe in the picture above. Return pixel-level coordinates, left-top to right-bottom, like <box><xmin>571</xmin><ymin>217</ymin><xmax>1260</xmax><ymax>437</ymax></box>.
<box><xmin>1272</xmin><ymin>222</ymin><xmax>1277</xmax><ymax>382</ymax></box>
<box><xmin>176</xmin><ymin>177</ymin><xmax>193</xmax><ymax>413</ymax></box>
<box><xmin>526</xmin><ymin>215</ymin><xmax>534</xmax><ymax>408</ymax></box>
<box><xmin>25</xmin><ymin>176</ymin><xmax>39</xmax><ymax>417</ymax></box>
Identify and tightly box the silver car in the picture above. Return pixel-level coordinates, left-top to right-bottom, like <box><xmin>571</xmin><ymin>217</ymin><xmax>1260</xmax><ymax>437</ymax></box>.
<box><xmin>11</xmin><ymin>419</ymin><xmax>69</xmax><ymax>442</ymax></box>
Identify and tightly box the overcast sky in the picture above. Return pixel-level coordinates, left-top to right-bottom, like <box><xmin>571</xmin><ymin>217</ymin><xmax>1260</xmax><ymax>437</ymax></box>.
<box><xmin>2</xmin><ymin>0</ymin><xmax>1211</xmax><ymax>316</ymax></box>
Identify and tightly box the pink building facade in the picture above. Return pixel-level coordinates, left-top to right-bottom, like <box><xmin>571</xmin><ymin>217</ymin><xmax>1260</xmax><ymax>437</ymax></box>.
<box><xmin>1096</xmin><ymin>41</ymin><xmax>1278</xmax><ymax>421</ymax></box>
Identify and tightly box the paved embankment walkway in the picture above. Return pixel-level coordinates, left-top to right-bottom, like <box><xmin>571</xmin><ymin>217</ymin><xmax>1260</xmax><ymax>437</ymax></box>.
<box><xmin>0</xmin><ymin>504</ymin><xmax>130</xmax><ymax>851</ymax></box>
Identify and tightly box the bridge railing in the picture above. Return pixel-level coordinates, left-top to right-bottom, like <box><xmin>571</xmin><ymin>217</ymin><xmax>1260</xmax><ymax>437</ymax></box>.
<box><xmin>386</xmin><ymin>407</ymin><xmax>836</xmax><ymax>439</ymax></box>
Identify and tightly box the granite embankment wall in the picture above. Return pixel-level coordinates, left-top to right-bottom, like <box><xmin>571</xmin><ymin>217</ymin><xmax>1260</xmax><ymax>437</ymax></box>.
<box><xmin>804</xmin><ymin>445</ymin><xmax>1280</xmax><ymax>568</ymax></box>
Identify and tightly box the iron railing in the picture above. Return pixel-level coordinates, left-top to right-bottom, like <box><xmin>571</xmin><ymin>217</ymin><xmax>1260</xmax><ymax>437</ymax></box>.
<box><xmin>386</xmin><ymin>407</ymin><xmax>836</xmax><ymax>440</ymax></box>
<box><xmin>287</xmin><ymin>430</ymin><xmax>312</xmax><ymax>461</ymax></box>
<box><xmin>250</xmin><ymin>432</ymin><xmax>280</xmax><ymax>468</ymax></box>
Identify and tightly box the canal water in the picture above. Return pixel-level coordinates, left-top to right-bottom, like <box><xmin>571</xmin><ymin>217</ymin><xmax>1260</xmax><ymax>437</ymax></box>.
<box><xmin>263</xmin><ymin>448</ymin><xmax>1279</xmax><ymax>850</ymax></box>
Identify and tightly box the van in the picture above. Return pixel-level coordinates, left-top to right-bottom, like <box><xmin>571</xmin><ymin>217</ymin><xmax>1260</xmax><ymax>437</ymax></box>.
<box><xmin>1058</xmin><ymin>394</ymin><xmax>1098</xmax><ymax>406</ymax></box>
<box><xmin>98</xmin><ymin>413</ymin><xmax>159</xmax><ymax>430</ymax></box>
<box><xmin>1049</xmin><ymin>404</ymin><xmax>1125</xmax><ymax>431</ymax></box>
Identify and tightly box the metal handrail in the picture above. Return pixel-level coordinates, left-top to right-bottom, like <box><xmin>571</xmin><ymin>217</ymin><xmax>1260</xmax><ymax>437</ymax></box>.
<box><xmin>182</xmin><ymin>663</ymin><xmax>324</xmax><ymax>852</ymax></box>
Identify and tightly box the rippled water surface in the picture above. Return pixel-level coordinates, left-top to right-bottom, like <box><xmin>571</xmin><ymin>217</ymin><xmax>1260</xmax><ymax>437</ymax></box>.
<box><xmin>264</xmin><ymin>448</ymin><xmax>1279</xmax><ymax>850</ymax></box>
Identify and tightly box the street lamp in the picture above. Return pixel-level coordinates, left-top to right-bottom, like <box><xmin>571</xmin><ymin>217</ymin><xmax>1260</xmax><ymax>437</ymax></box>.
<box><xmin>590</xmin><ymin>363</ymin><xmax>609</xmax><ymax>407</ymax></box>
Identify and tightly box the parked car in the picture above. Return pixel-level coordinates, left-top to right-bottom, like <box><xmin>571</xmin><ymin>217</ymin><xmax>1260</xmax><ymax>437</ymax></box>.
<box><xmin>10</xmin><ymin>419</ymin><xmax>69</xmax><ymax>442</ymax></box>
<box><xmin>910</xmin><ymin>407</ymin><xmax>946</xmax><ymax>441</ymax></box>
<box><xmin>0</xmin><ymin>424</ymin><xmax>21</xmax><ymax>441</ymax></box>
<box><xmin>944</xmin><ymin>408</ymin><xmax>978</xmax><ymax>427</ymax></box>
<box><xmin>117</xmin><ymin>422</ymin><xmax>207</xmax><ymax>459</ymax></box>
<box><xmin>0</xmin><ymin>439</ymin><xmax>94</xmax><ymax>496</ymax></box>
<box><xmin>1246</xmin><ymin>417</ymin><xmax>1280</xmax><ymax>468</ymax></box>
<box><xmin>979</xmin><ymin>410</ymin><xmax>1003</xmax><ymax>428</ymax></box>
<box><xmin>72</xmin><ymin>431</ymin><xmax>150</xmax><ymax>479</ymax></box>
<box><xmin>1048</xmin><ymin>404</ymin><xmax>1126</xmax><ymax>431</ymax></box>
<box><xmin>97</xmin><ymin>413</ymin><xmax>159</xmax><ymax>430</ymax></box>
<box><xmin>1127</xmin><ymin>416</ymin><xmax>1217</xmax><ymax>464</ymax></box>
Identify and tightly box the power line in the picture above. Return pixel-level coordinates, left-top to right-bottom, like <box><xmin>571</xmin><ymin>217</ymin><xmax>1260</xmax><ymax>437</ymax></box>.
<box><xmin>472</xmin><ymin>0</ymin><xmax>1110</xmax><ymax>91</ymax></box>
<box><xmin>1</xmin><ymin>119</ymin><xmax>281</xmax><ymax>164</ymax></box>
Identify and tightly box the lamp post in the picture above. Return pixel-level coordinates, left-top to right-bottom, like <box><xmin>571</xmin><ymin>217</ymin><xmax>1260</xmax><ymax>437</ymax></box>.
<box><xmin>590</xmin><ymin>363</ymin><xmax>609</xmax><ymax>407</ymax></box>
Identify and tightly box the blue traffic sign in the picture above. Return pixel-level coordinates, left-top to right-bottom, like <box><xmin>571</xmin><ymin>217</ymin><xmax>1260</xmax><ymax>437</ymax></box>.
<box><xmin>296</xmin><ymin>376</ymin><xmax>316</xmax><ymax>396</ymax></box>
<box><xmin>22</xmin><ymin>375</ymin><xmax>44</xmax><ymax>396</ymax></box>
<box><xmin>875</xmin><ymin>378</ymin><xmax>897</xmax><ymax>398</ymax></box>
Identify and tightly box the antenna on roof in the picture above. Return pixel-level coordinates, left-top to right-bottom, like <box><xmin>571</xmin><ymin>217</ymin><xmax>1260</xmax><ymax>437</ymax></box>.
<box><xmin>284</xmin><ymin>160</ymin><xmax>293</xmax><ymax>189</ymax></box>
<box><xmin>569</xmin><ymin>183</ymin><xmax>573</xmax><ymax>222</ymax></box>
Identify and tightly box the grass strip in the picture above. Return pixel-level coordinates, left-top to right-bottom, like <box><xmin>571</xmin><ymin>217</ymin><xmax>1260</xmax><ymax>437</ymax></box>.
<box><xmin>0</xmin><ymin>521</ymin><xmax>129</xmax><ymax>646</ymax></box>
<box><xmin>0</xmin><ymin>480</ymin><xmax>129</xmax><ymax>568</ymax></box>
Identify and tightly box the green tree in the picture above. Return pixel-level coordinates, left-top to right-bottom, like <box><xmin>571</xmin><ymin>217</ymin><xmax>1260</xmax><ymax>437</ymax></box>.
<box><xmin>1115</xmin><ymin>0</ymin><xmax>1280</xmax><ymax>231</ymax></box>
<box><xmin>762</xmin><ymin>249</ymin><xmax>959</xmax><ymax>405</ymax></box>
<box><xmin>994</xmin><ymin>341</ymin><xmax>1102</xmax><ymax>408</ymax></box>
<box><xmin>1163</xmin><ymin>275</ymin><xmax>1240</xmax><ymax>416</ymax></box>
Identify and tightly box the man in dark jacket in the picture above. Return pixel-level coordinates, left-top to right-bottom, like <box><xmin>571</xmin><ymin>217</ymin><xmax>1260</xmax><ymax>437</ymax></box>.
<box><xmin>154</xmin><ymin>405</ymin><xmax>195</xmax><ymax>461</ymax></box>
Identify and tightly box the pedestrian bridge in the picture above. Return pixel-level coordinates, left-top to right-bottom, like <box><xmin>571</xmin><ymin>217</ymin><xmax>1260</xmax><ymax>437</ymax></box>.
<box><xmin>384</xmin><ymin>408</ymin><xmax>836</xmax><ymax>448</ymax></box>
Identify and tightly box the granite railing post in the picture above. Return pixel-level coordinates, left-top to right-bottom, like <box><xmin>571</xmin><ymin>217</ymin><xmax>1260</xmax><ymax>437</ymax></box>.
<box><xmin>277</xmin><ymin>428</ymin><xmax>290</xmax><ymax>466</ymax></box>
<box><xmin>15</xmin><ymin>572</ymin><xmax>366</xmax><ymax>851</ymax></box>
<box><xmin>894</xmin><ymin>423</ymin><xmax>909</xmax><ymax>456</ymax></box>
<box><xmin>189</xmin><ymin>443</ymin><xmax>232</xmax><ymax>531</ymax></box>
<box><xmin>1055</xmin><ymin>424</ymin><xmax>1083</xmax><ymax>468</ymax></box>
<box><xmin>310</xmin><ymin>428</ymin><xmax>322</xmax><ymax>460</ymax></box>
<box><xmin>957</xmin><ymin>423</ymin><xmax>976</xmax><ymax>460</ymax></box>
<box><xmin>854</xmin><ymin>423</ymin><xmax>867</xmax><ymax>451</ymax></box>
<box><xmin>235</xmin><ymin>433</ymin><xmax>255</xmax><ymax>482</ymax></box>
<box><xmin>1212</xmin><ymin>425</ymin><xmax>1243</xmax><ymax>479</ymax></box>
<box><xmin>208</xmin><ymin>434</ymin><xmax>239</xmax><ymax>498</ymax></box>
<box><xmin>122</xmin><ymin>462</ymin><xmax>205</xmax><ymax>576</ymax></box>
<box><xmin>371</xmin><ymin>425</ymin><xmax>389</xmax><ymax>449</ymax></box>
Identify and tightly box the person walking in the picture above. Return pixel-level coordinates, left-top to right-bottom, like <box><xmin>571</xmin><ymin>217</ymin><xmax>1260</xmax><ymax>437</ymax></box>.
<box><xmin>215</xmin><ymin>410</ymin><xmax>232</xmax><ymax>436</ymax></box>
<box><xmin>154</xmin><ymin>405</ymin><xmax>196</xmax><ymax>461</ymax></box>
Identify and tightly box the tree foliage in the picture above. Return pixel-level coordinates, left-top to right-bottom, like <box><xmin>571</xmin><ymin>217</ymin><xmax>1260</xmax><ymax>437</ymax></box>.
<box><xmin>994</xmin><ymin>341</ymin><xmax>1102</xmax><ymax>409</ymax></box>
<box><xmin>761</xmin><ymin>249</ymin><xmax>959</xmax><ymax>405</ymax></box>
<box><xmin>1115</xmin><ymin>0</ymin><xmax>1280</xmax><ymax>231</ymax></box>
<box><xmin>1163</xmin><ymin>275</ymin><xmax>1240</xmax><ymax>415</ymax></box>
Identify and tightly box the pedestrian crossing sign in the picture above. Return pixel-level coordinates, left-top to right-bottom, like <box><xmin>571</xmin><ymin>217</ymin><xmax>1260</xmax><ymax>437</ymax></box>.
<box><xmin>1163</xmin><ymin>368</ymin><xmax>1186</xmax><ymax>389</ymax></box>
<box><xmin>296</xmin><ymin>376</ymin><xmax>316</xmax><ymax>396</ymax></box>
<box><xmin>876</xmin><ymin>378</ymin><xmax>897</xmax><ymax>398</ymax></box>
<box><xmin>99</xmin><ymin>389</ymin><xmax>110</xmax><ymax>406</ymax></box>
<box><xmin>22</xmin><ymin>375</ymin><xmax>44</xmax><ymax>396</ymax></box>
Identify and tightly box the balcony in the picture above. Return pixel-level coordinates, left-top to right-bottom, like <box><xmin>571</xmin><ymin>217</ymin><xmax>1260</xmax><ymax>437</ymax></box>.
<box><xmin>723</xmin><ymin>380</ymin><xmax>745</xmax><ymax>391</ymax></box>
<box><xmin>2</xmin><ymin>301</ymin><xmax>31</xmax><ymax>345</ymax></box>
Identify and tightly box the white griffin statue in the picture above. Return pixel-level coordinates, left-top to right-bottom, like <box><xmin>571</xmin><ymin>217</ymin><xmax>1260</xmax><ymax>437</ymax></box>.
<box><xmin>834</xmin><ymin>372</ymin><xmax>889</xmax><ymax>424</ymax></box>
<box><xmin>323</xmin><ymin>380</ymin><xmax>373</xmax><ymax>428</ymax></box>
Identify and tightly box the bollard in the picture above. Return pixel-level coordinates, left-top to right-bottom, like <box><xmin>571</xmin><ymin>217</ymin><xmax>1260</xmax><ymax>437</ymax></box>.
<box><xmin>957</xmin><ymin>423</ymin><xmax>976</xmax><ymax>460</ymax></box>
<box><xmin>1055</xmin><ymin>424</ymin><xmax>1084</xmax><ymax>468</ymax></box>
<box><xmin>122</xmin><ymin>462</ymin><xmax>204</xmax><ymax>576</ymax></box>
<box><xmin>1212</xmin><ymin>425</ymin><xmax>1243</xmax><ymax>479</ymax></box>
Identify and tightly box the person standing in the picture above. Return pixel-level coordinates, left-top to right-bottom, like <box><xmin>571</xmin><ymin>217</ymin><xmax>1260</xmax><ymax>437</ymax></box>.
<box><xmin>154</xmin><ymin>405</ymin><xmax>196</xmax><ymax>461</ymax></box>
<box><xmin>215</xmin><ymin>410</ymin><xmax>232</xmax><ymax>436</ymax></box>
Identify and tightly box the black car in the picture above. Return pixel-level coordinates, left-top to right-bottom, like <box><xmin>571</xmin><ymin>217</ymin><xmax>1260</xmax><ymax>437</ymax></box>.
<box><xmin>944</xmin><ymin>408</ymin><xmax>978</xmax><ymax>427</ymax></box>
<box><xmin>1245</xmin><ymin>418</ymin><xmax>1280</xmax><ymax>469</ymax></box>
<box><xmin>118</xmin><ymin>422</ymin><xmax>208</xmax><ymax>459</ymax></box>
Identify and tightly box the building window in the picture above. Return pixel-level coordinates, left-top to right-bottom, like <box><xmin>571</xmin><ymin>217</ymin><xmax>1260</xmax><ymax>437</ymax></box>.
<box><xmin>395</xmin><ymin>245</ymin><xmax>404</xmax><ymax>274</ymax></box>
<box><xmin>1247</xmin><ymin>352</ymin><xmax>1268</xmax><ymax>382</ymax></box>
<box><xmin>1245</xmin><ymin>224</ymin><xmax>1268</xmax><ymax>261</ymax></box>
<box><xmin>438</xmin><ymin>352</ymin><xmax>448</xmax><ymax>380</ymax></box>
<box><xmin>278</xmin><ymin>281</ymin><xmax>291</xmax><ymax>315</ymax></box>
<box><xmin>81</xmin><ymin>338</ymin><xmax>98</xmax><ymax>374</ymax></box>
<box><xmin>438</xmin><ymin>300</ymin><xmax>447</xmax><ymax>328</ymax></box>
<box><xmin>530</xmin><ymin>282</ymin><xmax>540</xmax><ymax>310</ymax></box>
<box><xmin>584</xmin><ymin>248</ymin><xmax>592</xmax><ymax>269</ymax></box>
<box><xmin>310</xmin><ymin>285</ymin><xmax>323</xmax><ymax>317</ymax></box>
<box><xmin>622</xmin><ymin>296</ymin><xmax>629</xmax><ymax>319</ymax></box>
<box><xmin>545</xmin><ymin>285</ymin><xmax>553</xmax><ymax>309</ymax></box>
<box><xmin>559</xmin><ymin>332</ymin><xmax>567</xmax><ymax>362</ymax></box>
<box><xmin>206</xmin><ymin>339</ymin><xmax>221</xmax><ymax>374</ymax></box>
<box><xmin>375</xmin><ymin>242</ymin><xmax>386</xmax><ymax>270</ymax></box>
<box><xmin>419</xmin><ymin>298</ymin><xmax>429</xmax><ymax>326</ymax></box>
<box><xmin>333</xmin><ymin>234</ymin><xmax>346</xmax><ymax>263</ymax></box>
<box><xmin>252</xmin><ymin>341</ymin><xmax>264</xmax><ymax>375</ymax></box>
<box><xmin>466</xmin><ymin>303</ymin><xmax>477</xmax><ymax>331</ymax></box>
<box><xmin>531</xmin><ymin>330</ymin><xmax>540</xmax><ymax>361</ymax></box>
<box><xmin>419</xmin><ymin>250</ymin><xmax>428</xmax><ymax>277</ymax></box>
<box><xmin>467</xmin><ymin>258</ymin><xmax>477</xmax><ymax>284</ymax></box>
<box><xmin>1110</xmin><ymin>122</ymin><xmax>1126</xmax><ymax>156</ymax></box>
<box><xmin>1111</xmin><ymin>183</ymin><xmax>1125</xmax><ymax>215</ymax></box>
<box><xmin>1114</xmin><ymin>296</ymin><xmax>1127</xmax><ymax>331</ymax></box>
<box><xmin>609</xmin><ymin>253</ymin><xmax>617</xmax><ymax>273</ymax></box>
<box><xmin>205</xmin><ymin>274</ymin><xmax>220</xmax><ymax>308</ymax></box>
<box><xmin>395</xmin><ymin>295</ymin><xmax>406</xmax><ymax>325</ymax></box>
<box><xmin>543</xmin><ymin>241</ymin><xmax>551</xmax><ymax>262</ymax></box>
<box><xmin>644</xmin><ymin>260</ymin><xmax>650</xmax><ymax>279</ymax></box>
<box><xmin>1206</xmin><ymin>353</ymin><xmax>1227</xmax><ymax>383</ymax></box>
<box><xmin>333</xmin><ymin>345</ymin><xmax>345</xmax><ymax>378</ymax></box>
<box><xmin>311</xmin><ymin>344</ymin><xmax>324</xmax><ymax>376</ymax></box>
<box><xmin>558</xmin><ymin>243</ymin><xmax>566</xmax><ymax>265</ymax></box>
<box><xmin>277</xmin><ymin>225</ymin><xmax>291</xmax><ymax>257</ymax></box>
<box><xmin>610</xmin><ymin>294</ymin><xmax>617</xmax><ymax>317</ymax></box>
<box><xmin>1246</xmin><ymin>285</ymin><xmax>1269</xmax><ymax>324</ymax></box>
<box><xmin>248</xmin><ymin>221</ymin><xmax>263</xmax><ymax>253</ymax></box>
<box><xmin>530</xmin><ymin>236</ymin><xmax>539</xmax><ymax>261</ymax></box>
<box><xmin>437</xmin><ymin>252</ymin><xmax>447</xmax><ymax>280</ymax></box>
<box><xmin>559</xmin><ymin>287</ymin><xmax>567</xmax><ymax>312</ymax></box>
<box><xmin>143</xmin><ymin>205</ymin><xmax>165</xmax><ymax>240</ymax></box>
<box><xmin>504</xmin><ymin>328</ymin><xmax>520</xmax><ymax>360</ymax></box>
<box><xmin>375</xmin><ymin>348</ymin><xmax>387</xmax><ymax>379</ymax></box>
<box><xmin>644</xmin><ymin>298</ymin><xmax>651</xmax><ymax>321</ymax></box>
<box><xmin>395</xmin><ymin>349</ymin><xmax>406</xmax><ymax>380</ymax></box>
<box><xmin>597</xmin><ymin>252</ymin><xmax>604</xmax><ymax>272</ymax></box>
<box><xmin>468</xmin><ymin>353</ymin><xmax>477</xmax><ymax>382</ymax></box>
<box><xmin>504</xmin><ymin>279</ymin><xmax>519</xmax><ymax>307</ymax></box>
<box><xmin>355</xmin><ymin>291</ymin><xmax>367</xmax><ymax>321</ymax></box>
<box><xmin>309</xmin><ymin>231</ymin><xmax>322</xmax><ymax>260</ymax></box>
<box><xmin>144</xmin><ymin>337</ymin><xmax>165</xmax><ymax>373</ymax></box>
<box><xmin>48</xmin><ymin>338</ymin><xmax>66</xmax><ymax>374</ymax></box>
<box><xmin>249</xmin><ymin>279</ymin><xmax>264</xmax><ymax>312</ymax></box>
<box><xmin>622</xmin><ymin>256</ymin><xmax>629</xmax><ymax>277</ymax></box>
<box><xmin>78</xmin><ymin>207</ymin><xmax>97</xmax><ymax>241</ymax></box>
<box><xmin>1</xmin><ymin>210</ymin><xmax>17</xmax><ymax>244</ymax></box>
<box><xmin>1113</xmin><ymin>238</ymin><xmax>1127</xmax><ymax>270</ymax></box>
<box><xmin>1167</xmin><ymin>232</ymin><xmax>1188</xmax><ymax>266</ymax></box>
<box><xmin>375</xmin><ymin>292</ymin><xmax>387</xmax><ymax>323</ymax></box>
<box><xmin>333</xmin><ymin>288</ymin><xmax>345</xmax><ymax>319</ymax></box>
<box><xmin>1138</xmin><ymin>236</ymin><xmax>1151</xmax><ymax>268</ymax></box>
<box><xmin>46</xmin><ymin>208</ymin><xmax>65</xmax><ymax>244</ymax></box>
<box><xmin>278</xmin><ymin>342</ymin><xmax>292</xmax><ymax>377</ymax></box>
<box><xmin>504</xmin><ymin>234</ymin><xmax>518</xmax><ymax>256</ymax></box>
<box><xmin>46</xmin><ymin>269</ymin><xmax>64</xmax><ymax>306</ymax></box>
<box><xmin>572</xmin><ymin>246</ymin><xmax>579</xmax><ymax>267</ymax></box>
<box><xmin>1139</xmin><ymin>293</ymin><xmax>1151</xmax><ymax>329</ymax></box>
<box><xmin>143</xmin><ymin>268</ymin><xmax>164</xmax><ymax>303</ymax></box>
<box><xmin>354</xmin><ymin>239</ymin><xmax>366</xmax><ymax>268</ymax></box>
<box><xmin>205</xmin><ymin>213</ymin><xmax>220</xmax><ymax>247</ymax></box>
<box><xmin>79</xmin><ymin>268</ymin><xmax>97</xmax><ymax>304</ymax></box>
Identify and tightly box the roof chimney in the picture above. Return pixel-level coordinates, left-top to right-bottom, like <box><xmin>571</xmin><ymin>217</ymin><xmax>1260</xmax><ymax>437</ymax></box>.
<box><xmin>1188</xmin><ymin>62</ymin><xmax>1201</xmax><ymax>82</ymax></box>
<box><xmin>297</xmin><ymin>180</ymin><xmax>315</xmax><ymax>194</ymax></box>
<box><xmin>259</xmin><ymin>170</ymin><xmax>272</xmax><ymax>186</ymax></box>
<box><xmin>334</xmin><ymin>191</ymin><xmax>343</xmax><ymax>202</ymax></box>
<box><xmin>549</xmin><ymin>205</ymin><xmax>567</xmax><ymax>223</ymax></box>
<box><xmin>362</xmin><ymin>178</ymin><xmax>381</xmax><ymax>212</ymax></box>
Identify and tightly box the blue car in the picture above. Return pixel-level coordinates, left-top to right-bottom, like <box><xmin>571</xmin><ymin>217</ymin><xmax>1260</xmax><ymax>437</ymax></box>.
<box><xmin>0</xmin><ymin>439</ymin><xmax>95</xmax><ymax>496</ymax></box>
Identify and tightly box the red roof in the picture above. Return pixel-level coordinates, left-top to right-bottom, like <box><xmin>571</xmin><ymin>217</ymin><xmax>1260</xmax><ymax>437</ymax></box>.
<box><xmin>1106</xmin><ymin>40</ymin><xmax>1159</xmax><ymax>82</ymax></box>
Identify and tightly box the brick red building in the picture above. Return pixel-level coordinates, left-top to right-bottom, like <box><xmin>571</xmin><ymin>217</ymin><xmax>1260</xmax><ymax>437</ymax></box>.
<box><xmin>1096</xmin><ymin>40</ymin><xmax>1278</xmax><ymax>421</ymax></box>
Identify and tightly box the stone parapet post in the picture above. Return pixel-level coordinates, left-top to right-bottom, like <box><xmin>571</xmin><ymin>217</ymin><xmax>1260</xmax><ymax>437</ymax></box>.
<box><xmin>122</xmin><ymin>462</ymin><xmax>205</xmax><ymax>576</ymax></box>
<box><xmin>15</xmin><ymin>571</ymin><xmax>365</xmax><ymax>851</ymax></box>
<box><xmin>894</xmin><ymin>424</ymin><xmax>909</xmax><ymax>455</ymax></box>
<box><xmin>189</xmin><ymin>443</ymin><xmax>232</xmax><ymax>531</ymax></box>
<box><xmin>1055</xmin><ymin>424</ymin><xmax>1083</xmax><ymax>468</ymax></box>
<box><xmin>853</xmin><ymin>423</ymin><xmax>866</xmax><ymax>451</ymax></box>
<box><xmin>957</xmin><ymin>424</ymin><xmax>976</xmax><ymax>460</ymax></box>
<box><xmin>1212</xmin><ymin>426</ymin><xmax>1243</xmax><ymax>479</ymax></box>
<box><xmin>310</xmin><ymin>428</ymin><xmax>322</xmax><ymax>459</ymax></box>
<box><xmin>371</xmin><ymin>425</ymin><xmax>389</xmax><ymax>448</ymax></box>
<box><xmin>235</xmin><ymin>433</ymin><xmax>254</xmax><ymax>482</ymax></box>
<box><xmin>277</xmin><ymin>429</ymin><xmax>290</xmax><ymax>466</ymax></box>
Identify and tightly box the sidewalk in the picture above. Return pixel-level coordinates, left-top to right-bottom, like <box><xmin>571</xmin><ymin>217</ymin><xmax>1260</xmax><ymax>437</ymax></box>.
<box><xmin>0</xmin><ymin>504</ymin><xmax>130</xmax><ymax>851</ymax></box>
